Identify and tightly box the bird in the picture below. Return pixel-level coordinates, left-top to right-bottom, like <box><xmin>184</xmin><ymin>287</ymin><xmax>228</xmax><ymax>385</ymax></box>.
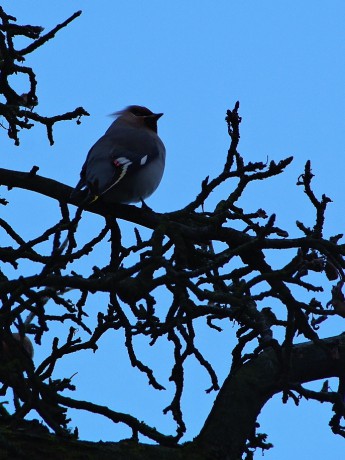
<box><xmin>71</xmin><ymin>105</ymin><xmax>166</xmax><ymax>205</ymax></box>
<box><xmin>1</xmin><ymin>333</ymin><xmax>34</xmax><ymax>360</ymax></box>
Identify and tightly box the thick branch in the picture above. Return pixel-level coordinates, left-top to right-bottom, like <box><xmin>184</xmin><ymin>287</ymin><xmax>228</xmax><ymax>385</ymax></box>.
<box><xmin>1</xmin><ymin>168</ymin><xmax>343</xmax><ymax>262</ymax></box>
<box><xmin>0</xmin><ymin>167</ymin><xmax>160</xmax><ymax>229</ymax></box>
<box><xmin>196</xmin><ymin>333</ymin><xmax>345</xmax><ymax>459</ymax></box>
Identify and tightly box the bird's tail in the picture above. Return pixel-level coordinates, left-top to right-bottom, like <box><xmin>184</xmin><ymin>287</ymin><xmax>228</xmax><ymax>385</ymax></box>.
<box><xmin>70</xmin><ymin>183</ymin><xmax>99</xmax><ymax>207</ymax></box>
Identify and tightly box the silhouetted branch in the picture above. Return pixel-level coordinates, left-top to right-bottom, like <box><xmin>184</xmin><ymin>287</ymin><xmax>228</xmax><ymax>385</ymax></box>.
<box><xmin>0</xmin><ymin>7</ymin><xmax>88</xmax><ymax>144</ymax></box>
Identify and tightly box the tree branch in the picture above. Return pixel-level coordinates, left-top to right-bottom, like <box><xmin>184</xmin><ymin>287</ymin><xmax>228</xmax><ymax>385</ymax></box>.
<box><xmin>196</xmin><ymin>333</ymin><xmax>345</xmax><ymax>459</ymax></box>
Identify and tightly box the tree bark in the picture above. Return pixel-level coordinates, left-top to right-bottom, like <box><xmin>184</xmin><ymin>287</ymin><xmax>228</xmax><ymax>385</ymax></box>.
<box><xmin>196</xmin><ymin>333</ymin><xmax>345</xmax><ymax>459</ymax></box>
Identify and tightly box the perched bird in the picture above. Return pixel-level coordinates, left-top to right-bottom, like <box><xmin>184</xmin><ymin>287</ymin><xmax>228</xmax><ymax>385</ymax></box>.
<box><xmin>1</xmin><ymin>333</ymin><xmax>34</xmax><ymax>360</ymax></box>
<box><xmin>72</xmin><ymin>105</ymin><xmax>166</xmax><ymax>205</ymax></box>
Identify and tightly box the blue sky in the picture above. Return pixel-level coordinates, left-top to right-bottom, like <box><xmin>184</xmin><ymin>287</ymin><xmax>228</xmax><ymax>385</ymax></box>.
<box><xmin>1</xmin><ymin>1</ymin><xmax>345</xmax><ymax>458</ymax></box>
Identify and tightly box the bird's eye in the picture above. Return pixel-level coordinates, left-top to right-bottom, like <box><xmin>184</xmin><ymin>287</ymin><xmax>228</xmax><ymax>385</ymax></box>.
<box><xmin>128</xmin><ymin>106</ymin><xmax>153</xmax><ymax>117</ymax></box>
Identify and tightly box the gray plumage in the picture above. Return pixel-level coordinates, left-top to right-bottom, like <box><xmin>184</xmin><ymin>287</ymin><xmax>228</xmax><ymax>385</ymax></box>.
<box><xmin>72</xmin><ymin>105</ymin><xmax>166</xmax><ymax>204</ymax></box>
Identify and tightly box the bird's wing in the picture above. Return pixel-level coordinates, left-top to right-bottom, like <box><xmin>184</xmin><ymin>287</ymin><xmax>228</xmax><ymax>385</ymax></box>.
<box><xmin>82</xmin><ymin>136</ymin><xmax>162</xmax><ymax>198</ymax></box>
<box><xmin>101</xmin><ymin>142</ymin><xmax>162</xmax><ymax>196</ymax></box>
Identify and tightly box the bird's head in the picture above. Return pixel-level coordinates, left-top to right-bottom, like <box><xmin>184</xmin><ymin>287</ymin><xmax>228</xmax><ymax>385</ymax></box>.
<box><xmin>115</xmin><ymin>105</ymin><xmax>163</xmax><ymax>133</ymax></box>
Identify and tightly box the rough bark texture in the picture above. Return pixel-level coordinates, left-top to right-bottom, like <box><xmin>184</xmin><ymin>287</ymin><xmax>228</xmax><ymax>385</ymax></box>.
<box><xmin>196</xmin><ymin>334</ymin><xmax>345</xmax><ymax>458</ymax></box>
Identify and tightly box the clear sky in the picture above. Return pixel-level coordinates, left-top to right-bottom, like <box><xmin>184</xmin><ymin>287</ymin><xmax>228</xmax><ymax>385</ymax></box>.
<box><xmin>1</xmin><ymin>1</ymin><xmax>345</xmax><ymax>458</ymax></box>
